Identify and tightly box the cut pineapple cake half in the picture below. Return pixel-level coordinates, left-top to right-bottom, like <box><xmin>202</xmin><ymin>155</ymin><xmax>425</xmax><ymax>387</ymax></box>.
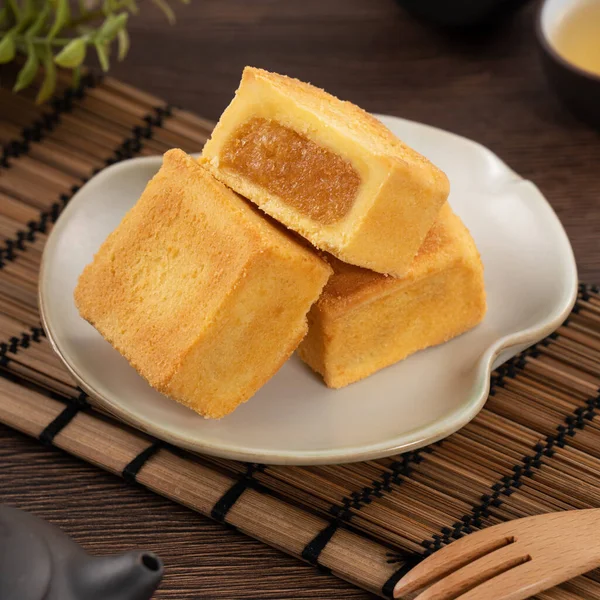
<box><xmin>200</xmin><ymin>66</ymin><xmax>449</xmax><ymax>277</ymax></box>
<box><xmin>75</xmin><ymin>149</ymin><xmax>332</xmax><ymax>418</ymax></box>
<box><xmin>297</xmin><ymin>203</ymin><xmax>486</xmax><ymax>388</ymax></box>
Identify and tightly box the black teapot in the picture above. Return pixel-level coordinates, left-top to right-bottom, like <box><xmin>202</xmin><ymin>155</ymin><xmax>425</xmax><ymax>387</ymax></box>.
<box><xmin>0</xmin><ymin>505</ymin><xmax>163</xmax><ymax>600</ymax></box>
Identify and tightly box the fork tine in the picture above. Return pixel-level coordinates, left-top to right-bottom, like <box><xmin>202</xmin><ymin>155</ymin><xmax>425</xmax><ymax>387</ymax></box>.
<box><xmin>456</xmin><ymin>559</ymin><xmax>550</xmax><ymax>600</ymax></box>
<box><xmin>394</xmin><ymin>529</ymin><xmax>516</xmax><ymax>597</ymax></box>
<box><xmin>413</xmin><ymin>543</ymin><xmax>530</xmax><ymax>600</ymax></box>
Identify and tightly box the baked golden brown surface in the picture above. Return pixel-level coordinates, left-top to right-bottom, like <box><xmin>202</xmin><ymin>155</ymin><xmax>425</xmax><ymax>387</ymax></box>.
<box><xmin>200</xmin><ymin>66</ymin><xmax>449</xmax><ymax>277</ymax></box>
<box><xmin>74</xmin><ymin>149</ymin><xmax>332</xmax><ymax>418</ymax></box>
<box><xmin>297</xmin><ymin>204</ymin><xmax>487</xmax><ymax>388</ymax></box>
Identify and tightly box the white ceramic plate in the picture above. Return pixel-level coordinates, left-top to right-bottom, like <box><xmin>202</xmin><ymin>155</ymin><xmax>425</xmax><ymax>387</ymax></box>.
<box><xmin>39</xmin><ymin>115</ymin><xmax>578</xmax><ymax>465</ymax></box>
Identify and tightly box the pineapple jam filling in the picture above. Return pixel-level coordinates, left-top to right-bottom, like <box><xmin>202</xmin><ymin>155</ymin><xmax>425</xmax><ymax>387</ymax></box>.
<box><xmin>220</xmin><ymin>117</ymin><xmax>361</xmax><ymax>224</ymax></box>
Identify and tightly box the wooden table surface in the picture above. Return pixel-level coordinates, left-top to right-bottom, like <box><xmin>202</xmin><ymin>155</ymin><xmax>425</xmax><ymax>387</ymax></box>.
<box><xmin>1</xmin><ymin>1</ymin><xmax>599</xmax><ymax>598</ymax></box>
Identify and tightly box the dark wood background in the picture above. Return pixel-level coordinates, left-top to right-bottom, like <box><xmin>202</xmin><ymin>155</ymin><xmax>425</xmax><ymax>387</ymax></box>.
<box><xmin>1</xmin><ymin>0</ymin><xmax>599</xmax><ymax>598</ymax></box>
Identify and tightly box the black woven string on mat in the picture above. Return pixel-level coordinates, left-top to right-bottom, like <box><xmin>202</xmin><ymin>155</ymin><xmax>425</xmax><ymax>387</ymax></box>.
<box><xmin>0</xmin><ymin>323</ymin><xmax>268</xmax><ymax>522</ymax></box>
<box><xmin>0</xmin><ymin>75</ymin><xmax>97</xmax><ymax>266</ymax></box>
<box><xmin>379</xmin><ymin>393</ymin><xmax>600</xmax><ymax>596</ymax></box>
<box><xmin>0</xmin><ymin>328</ymin><xmax>176</xmax><ymax>485</ymax></box>
<box><xmin>301</xmin><ymin>449</ymin><xmax>427</xmax><ymax>567</ymax></box>
<box><xmin>0</xmin><ymin>113</ymin><xmax>164</xmax><ymax>268</ymax></box>
<box><xmin>39</xmin><ymin>390</ymin><xmax>90</xmax><ymax>446</ymax></box>
<box><xmin>0</xmin><ymin>73</ymin><xmax>99</xmax><ymax>169</ymax></box>
<box><xmin>122</xmin><ymin>440</ymin><xmax>164</xmax><ymax>484</ymax></box>
<box><xmin>422</xmin><ymin>390</ymin><xmax>600</xmax><ymax>550</ymax></box>
<box><xmin>380</xmin><ymin>297</ymin><xmax>600</xmax><ymax>597</ymax></box>
<box><xmin>0</xmin><ymin>325</ymin><xmax>92</xmax><ymax>445</ymax></box>
<box><xmin>0</xmin><ymin>286</ymin><xmax>597</xmax><ymax>598</ymax></box>
<box><xmin>297</xmin><ymin>343</ymin><xmax>537</xmax><ymax>594</ymax></box>
<box><xmin>377</xmin><ymin>344</ymin><xmax>548</xmax><ymax>594</ymax></box>
<box><xmin>0</xmin><ymin>91</ymin><xmax>174</xmax><ymax>270</ymax></box>
<box><xmin>0</xmin><ymin>326</ymin><xmax>45</xmax><ymax>368</ymax></box>
<box><xmin>0</xmin><ymin>318</ymin><xmax>579</xmax><ymax>596</ymax></box>
<box><xmin>578</xmin><ymin>282</ymin><xmax>599</xmax><ymax>301</ymax></box>
<box><xmin>211</xmin><ymin>463</ymin><xmax>266</xmax><ymax>522</ymax></box>
<box><xmin>0</xmin><ymin>329</ymin><xmax>584</xmax><ymax>599</ymax></box>
<box><xmin>381</xmin><ymin>556</ymin><xmax>423</xmax><ymax>598</ymax></box>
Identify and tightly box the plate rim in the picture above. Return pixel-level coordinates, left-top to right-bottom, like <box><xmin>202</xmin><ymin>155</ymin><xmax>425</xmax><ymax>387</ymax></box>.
<box><xmin>38</xmin><ymin>115</ymin><xmax>579</xmax><ymax>465</ymax></box>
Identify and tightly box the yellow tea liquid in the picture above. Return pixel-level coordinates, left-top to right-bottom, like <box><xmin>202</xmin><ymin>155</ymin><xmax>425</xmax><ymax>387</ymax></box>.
<box><xmin>553</xmin><ymin>1</ymin><xmax>600</xmax><ymax>76</ymax></box>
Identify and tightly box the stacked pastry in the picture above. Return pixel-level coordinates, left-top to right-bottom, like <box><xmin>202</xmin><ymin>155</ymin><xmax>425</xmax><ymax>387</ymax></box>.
<box><xmin>75</xmin><ymin>67</ymin><xmax>486</xmax><ymax>418</ymax></box>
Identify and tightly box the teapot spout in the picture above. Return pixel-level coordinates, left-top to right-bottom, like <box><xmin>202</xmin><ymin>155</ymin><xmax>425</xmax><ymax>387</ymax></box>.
<box><xmin>73</xmin><ymin>550</ymin><xmax>163</xmax><ymax>600</ymax></box>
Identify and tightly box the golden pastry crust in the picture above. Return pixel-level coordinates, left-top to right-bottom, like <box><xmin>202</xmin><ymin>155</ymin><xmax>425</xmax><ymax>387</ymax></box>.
<box><xmin>297</xmin><ymin>204</ymin><xmax>487</xmax><ymax>388</ymax></box>
<box><xmin>201</xmin><ymin>66</ymin><xmax>449</xmax><ymax>277</ymax></box>
<box><xmin>75</xmin><ymin>149</ymin><xmax>332</xmax><ymax>418</ymax></box>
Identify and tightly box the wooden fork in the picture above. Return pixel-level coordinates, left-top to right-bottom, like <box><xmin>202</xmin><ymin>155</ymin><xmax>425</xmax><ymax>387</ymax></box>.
<box><xmin>394</xmin><ymin>509</ymin><xmax>600</xmax><ymax>600</ymax></box>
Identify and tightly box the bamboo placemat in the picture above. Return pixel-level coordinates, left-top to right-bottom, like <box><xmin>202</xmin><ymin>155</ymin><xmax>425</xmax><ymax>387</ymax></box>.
<box><xmin>2</xmin><ymin>65</ymin><xmax>600</xmax><ymax>599</ymax></box>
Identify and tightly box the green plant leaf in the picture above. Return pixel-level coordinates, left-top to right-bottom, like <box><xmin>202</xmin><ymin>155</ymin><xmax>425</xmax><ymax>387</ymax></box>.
<box><xmin>124</xmin><ymin>0</ymin><xmax>139</xmax><ymax>15</ymax></box>
<box><xmin>48</xmin><ymin>0</ymin><xmax>71</xmax><ymax>40</ymax></box>
<box><xmin>72</xmin><ymin>65</ymin><xmax>82</xmax><ymax>89</ymax></box>
<box><xmin>8</xmin><ymin>0</ymin><xmax>21</xmax><ymax>23</ymax></box>
<box><xmin>55</xmin><ymin>37</ymin><xmax>87</xmax><ymax>68</ymax></box>
<box><xmin>2</xmin><ymin>0</ymin><xmax>192</xmax><ymax>95</ymax></box>
<box><xmin>117</xmin><ymin>27</ymin><xmax>129</xmax><ymax>61</ymax></box>
<box><xmin>0</xmin><ymin>32</ymin><xmax>16</xmax><ymax>64</ymax></box>
<box><xmin>98</xmin><ymin>12</ymin><xmax>128</xmax><ymax>42</ymax></box>
<box><xmin>151</xmin><ymin>0</ymin><xmax>175</xmax><ymax>25</ymax></box>
<box><xmin>36</xmin><ymin>45</ymin><xmax>57</xmax><ymax>104</ymax></box>
<box><xmin>94</xmin><ymin>39</ymin><xmax>110</xmax><ymax>71</ymax></box>
<box><xmin>25</xmin><ymin>3</ymin><xmax>51</xmax><ymax>38</ymax></box>
<box><xmin>14</xmin><ymin>0</ymin><xmax>36</xmax><ymax>33</ymax></box>
<box><xmin>13</xmin><ymin>40</ymin><xmax>39</xmax><ymax>92</ymax></box>
<box><xmin>0</xmin><ymin>5</ymin><xmax>9</xmax><ymax>28</ymax></box>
